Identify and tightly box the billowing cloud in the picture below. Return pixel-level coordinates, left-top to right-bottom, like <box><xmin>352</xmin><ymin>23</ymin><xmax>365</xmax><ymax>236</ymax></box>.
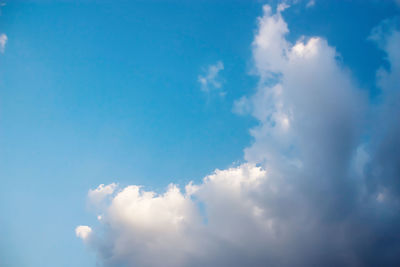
<box><xmin>198</xmin><ymin>61</ymin><xmax>224</xmax><ymax>94</ymax></box>
<box><xmin>78</xmin><ymin>4</ymin><xmax>400</xmax><ymax>267</ymax></box>
<box><xmin>0</xmin><ymin>33</ymin><xmax>7</xmax><ymax>53</ymax></box>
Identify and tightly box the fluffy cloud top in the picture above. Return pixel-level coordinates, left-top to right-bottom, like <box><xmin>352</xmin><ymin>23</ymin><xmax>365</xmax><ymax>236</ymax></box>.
<box><xmin>88</xmin><ymin>183</ymin><xmax>117</xmax><ymax>208</ymax></box>
<box><xmin>77</xmin><ymin>4</ymin><xmax>400</xmax><ymax>267</ymax></box>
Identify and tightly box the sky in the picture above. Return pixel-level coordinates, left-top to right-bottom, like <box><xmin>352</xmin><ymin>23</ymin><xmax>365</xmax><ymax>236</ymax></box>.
<box><xmin>0</xmin><ymin>0</ymin><xmax>400</xmax><ymax>266</ymax></box>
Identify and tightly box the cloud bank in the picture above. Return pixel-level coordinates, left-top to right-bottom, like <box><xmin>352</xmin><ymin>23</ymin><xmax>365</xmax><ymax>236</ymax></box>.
<box><xmin>78</xmin><ymin>4</ymin><xmax>400</xmax><ymax>267</ymax></box>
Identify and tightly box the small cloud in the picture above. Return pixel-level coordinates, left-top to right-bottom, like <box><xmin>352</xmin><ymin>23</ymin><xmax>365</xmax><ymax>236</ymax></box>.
<box><xmin>277</xmin><ymin>2</ymin><xmax>290</xmax><ymax>12</ymax></box>
<box><xmin>0</xmin><ymin>34</ymin><xmax>7</xmax><ymax>53</ymax></box>
<box><xmin>306</xmin><ymin>0</ymin><xmax>315</xmax><ymax>8</ymax></box>
<box><xmin>376</xmin><ymin>192</ymin><xmax>386</xmax><ymax>202</ymax></box>
<box><xmin>368</xmin><ymin>17</ymin><xmax>399</xmax><ymax>49</ymax></box>
<box><xmin>198</xmin><ymin>61</ymin><xmax>224</xmax><ymax>93</ymax></box>
<box><xmin>75</xmin><ymin>225</ymin><xmax>92</xmax><ymax>241</ymax></box>
<box><xmin>232</xmin><ymin>96</ymin><xmax>252</xmax><ymax>115</ymax></box>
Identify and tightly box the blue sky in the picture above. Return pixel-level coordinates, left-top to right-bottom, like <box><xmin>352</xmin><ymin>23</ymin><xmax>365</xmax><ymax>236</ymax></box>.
<box><xmin>1</xmin><ymin>1</ymin><xmax>400</xmax><ymax>266</ymax></box>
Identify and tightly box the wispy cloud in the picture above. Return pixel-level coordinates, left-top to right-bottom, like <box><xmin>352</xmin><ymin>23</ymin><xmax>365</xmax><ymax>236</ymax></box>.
<box><xmin>306</xmin><ymin>0</ymin><xmax>315</xmax><ymax>8</ymax></box>
<box><xmin>198</xmin><ymin>61</ymin><xmax>224</xmax><ymax>94</ymax></box>
<box><xmin>0</xmin><ymin>33</ymin><xmax>7</xmax><ymax>53</ymax></box>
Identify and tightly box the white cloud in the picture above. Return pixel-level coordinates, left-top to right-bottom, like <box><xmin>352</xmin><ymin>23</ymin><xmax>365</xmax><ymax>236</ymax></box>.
<box><xmin>78</xmin><ymin>4</ymin><xmax>400</xmax><ymax>267</ymax></box>
<box><xmin>245</xmin><ymin>6</ymin><xmax>365</xmax><ymax>172</ymax></box>
<box><xmin>77</xmin><ymin>165</ymin><xmax>275</xmax><ymax>266</ymax></box>
<box><xmin>75</xmin><ymin>225</ymin><xmax>92</xmax><ymax>241</ymax></box>
<box><xmin>88</xmin><ymin>183</ymin><xmax>117</xmax><ymax>207</ymax></box>
<box><xmin>198</xmin><ymin>61</ymin><xmax>224</xmax><ymax>93</ymax></box>
<box><xmin>0</xmin><ymin>33</ymin><xmax>7</xmax><ymax>53</ymax></box>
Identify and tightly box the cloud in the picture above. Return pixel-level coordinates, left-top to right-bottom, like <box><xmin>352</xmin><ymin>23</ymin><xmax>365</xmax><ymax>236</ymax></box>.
<box><xmin>79</xmin><ymin>165</ymin><xmax>274</xmax><ymax>266</ymax></box>
<box><xmin>78</xmin><ymin>4</ymin><xmax>400</xmax><ymax>267</ymax></box>
<box><xmin>75</xmin><ymin>225</ymin><xmax>92</xmax><ymax>241</ymax></box>
<box><xmin>367</xmin><ymin>18</ymin><xmax>400</xmax><ymax>200</ymax></box>
<box><xmin>198</xmin><ymin>61</ymin><xmax>224</xmax><ymax>94</ymax></box>
<box><xmin>0</xmin><ymin>33</ymin><xmax>7</xmax><ymax>53</ymax></box>
<box><xmin>306</xmin><ymin>0</ymin><xmax>315</xmax><ymax>8</ymax></box>
<box><xmin>88</xmin><ymin>183</ymin><xmax>117</xmax><ymax>208</ymax></box>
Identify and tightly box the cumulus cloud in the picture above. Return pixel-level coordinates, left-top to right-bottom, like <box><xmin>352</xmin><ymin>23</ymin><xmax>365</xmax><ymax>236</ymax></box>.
<box><xmin>78</xmin><ymin>4</ymin><xmax>400</xmax><ymax>267</ymax></box>
<box><xmin>198</xmin><ymin>61</ymin><xmax>224</xmax><ymax>94</ymax></box>
<box><xmin>80</xmin><ymin>165</ymin><xmax>275</xmax><ymax>266</ymax></box>
<box><xmin>0</xmin><ymin>33</ymin><xmax>7</xmax><ymax>53</ymax></box>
